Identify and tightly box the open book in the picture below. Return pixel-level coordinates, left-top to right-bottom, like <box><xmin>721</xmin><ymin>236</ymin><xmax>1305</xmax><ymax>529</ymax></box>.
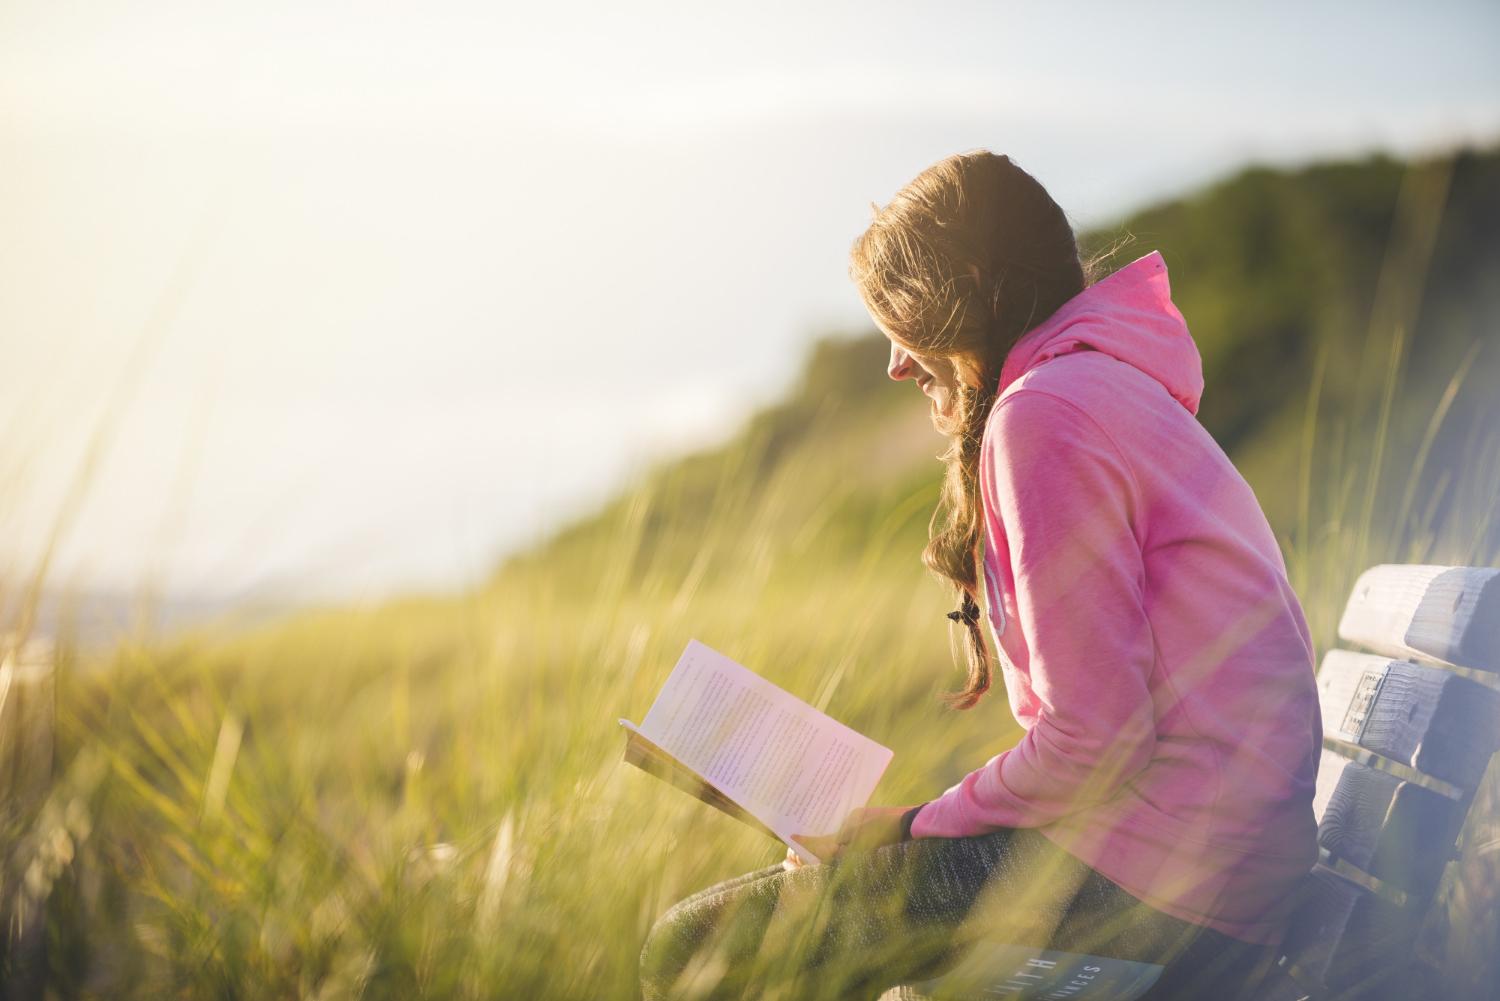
<box><xmin>620</xmin><ymin>639</ymin><xmax>894</xmax><ymax>863</ymax></box>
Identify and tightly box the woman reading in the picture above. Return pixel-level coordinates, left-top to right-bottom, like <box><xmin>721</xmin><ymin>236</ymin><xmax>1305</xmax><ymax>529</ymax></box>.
<box><xmin>639</xmin><ymin>150</ymin><xmax>1321</xmax><ymax>1001</ymax></box>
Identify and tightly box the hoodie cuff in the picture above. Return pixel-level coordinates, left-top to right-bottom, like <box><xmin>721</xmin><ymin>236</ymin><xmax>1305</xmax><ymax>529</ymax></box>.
<box><xmin>899</xmin><ymin>803</ymin><xmax>927</xmax><ymax>841</ymax></box>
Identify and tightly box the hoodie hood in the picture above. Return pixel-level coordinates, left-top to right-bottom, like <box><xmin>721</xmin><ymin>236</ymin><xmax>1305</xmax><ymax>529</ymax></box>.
<box><xmin>996</xmin><ymin>251</ymin><xmax>1204</xmax><ymax>415</ymax></box>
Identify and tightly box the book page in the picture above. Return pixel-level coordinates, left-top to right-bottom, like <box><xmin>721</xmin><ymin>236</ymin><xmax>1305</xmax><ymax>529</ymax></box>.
<box><xmin>620</xmin><ymin>724</ymin><xmax>780</xmax><ymax>840</ymax></box>
<box><xmin>629</xmin><ymin>639</ymin><xmax>893</xmax><ymax>855</ymax></box>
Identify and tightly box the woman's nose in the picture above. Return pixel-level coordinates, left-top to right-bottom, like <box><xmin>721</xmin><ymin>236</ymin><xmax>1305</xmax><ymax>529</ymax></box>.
<box><xmin>888</xmin><ymin>344</ymin><xmax>913</xmax><ymax>381</ymax></box>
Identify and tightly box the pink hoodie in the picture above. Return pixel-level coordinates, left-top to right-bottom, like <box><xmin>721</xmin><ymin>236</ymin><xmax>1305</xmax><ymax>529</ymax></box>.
<box><xmin>908</xmin><ymin>251</ymin><xmax>1321</xmax><ymax>946</ymax></box>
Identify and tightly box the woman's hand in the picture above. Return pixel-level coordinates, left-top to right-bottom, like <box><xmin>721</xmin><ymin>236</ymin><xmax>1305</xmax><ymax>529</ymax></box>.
<box><xmin>787</xmin><ymin>805</ymin><xmax>916</xmax><ymax>867</ymax></box>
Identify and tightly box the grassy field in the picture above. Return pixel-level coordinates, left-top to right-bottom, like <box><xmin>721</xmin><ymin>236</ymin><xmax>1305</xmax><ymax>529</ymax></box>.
<box><xmin>5</xmin><ymin>149</ymin><xmax>1500</xmax><ymax>999</ymax></box>
<box><xmin>10</xmin><ymin>356</ymin><xmax>1499</xmax><ymax>999</ymax></box>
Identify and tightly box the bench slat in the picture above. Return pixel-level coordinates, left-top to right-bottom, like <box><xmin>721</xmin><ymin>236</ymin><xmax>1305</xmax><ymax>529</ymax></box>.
<box><xmin>1338</xmin><ymin>565</ymin><xmax>1500</xmax><ymax>673</ymax></box>
<box><xmin>1313</xmin><ymin>749</ymin><xmax>1461</xmax><ymax>899</ymax></box>
<box><xmin>1317</xmin><ymin>649</ymin><xmax>1500</xmax><ymax>790</ymax></box>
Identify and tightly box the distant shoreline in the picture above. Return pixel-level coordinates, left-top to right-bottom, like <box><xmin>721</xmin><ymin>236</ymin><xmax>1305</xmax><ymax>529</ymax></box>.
<box><xmin>9</xmin><ymin>588</ymin><xmax>303</xmax><ymax>656</ymax></box>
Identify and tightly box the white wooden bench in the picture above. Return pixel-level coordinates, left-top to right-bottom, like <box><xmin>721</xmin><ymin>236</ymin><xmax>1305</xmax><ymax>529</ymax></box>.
<box><xmin>883</xmin><ymin>563</ymin><xmax>1500</xmax><ymax>1001</ymax></box>
<box><xmin>1272</xmin><ymin>563</ymin><xmax>1500</xmax><ymax>1000</ymax></box>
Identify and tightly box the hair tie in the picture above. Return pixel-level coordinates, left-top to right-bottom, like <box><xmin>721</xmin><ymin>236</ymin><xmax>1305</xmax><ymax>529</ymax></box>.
<box><xmin>947</xmin><ymin>605</ymin><xmax>980</xmax><ymax>626</ymax></box>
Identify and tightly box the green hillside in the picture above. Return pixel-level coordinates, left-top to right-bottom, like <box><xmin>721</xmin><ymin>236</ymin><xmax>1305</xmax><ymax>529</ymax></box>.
<box><xmin>529</xmin><ymin>143</ymin><xmax>1500</xmax><ymax>641</ymax></box>
<box><xmin>8</xmin><ymin>144</ymin><xmax>1500</xmax><ymax>999</ymax></box>
<box><xmin>1094</xmin><ymin>147</ymin><xmax>1500</xmax><ymax>538</ymax></box>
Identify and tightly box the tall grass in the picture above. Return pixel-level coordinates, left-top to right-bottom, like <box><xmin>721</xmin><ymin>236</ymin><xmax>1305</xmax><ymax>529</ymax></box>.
<box><xmin>7</xmin><ymin>417</ymin><xmax>998</xmax><ymax>997</ymax></box>
<box><xmin>7</xmin><ymin>372</ymin><xmax>1495</xmax><ymax>998</ymax></box>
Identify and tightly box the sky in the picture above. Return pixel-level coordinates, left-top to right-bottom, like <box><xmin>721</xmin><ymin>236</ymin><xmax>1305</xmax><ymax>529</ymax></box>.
<box><xmin>2</xmin><ymin>0</ymin><xmax>1498</xmax><ymax>620</ymax></box>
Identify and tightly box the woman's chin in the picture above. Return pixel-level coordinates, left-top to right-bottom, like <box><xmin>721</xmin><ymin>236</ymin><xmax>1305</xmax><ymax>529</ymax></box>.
<box><xmin>927</xmin><ymin>402</ymin><xmax>959</xmax><ymax>433</ymax></box>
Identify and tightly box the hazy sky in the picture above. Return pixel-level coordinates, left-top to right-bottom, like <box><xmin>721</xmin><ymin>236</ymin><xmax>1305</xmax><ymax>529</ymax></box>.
<box><xmin>3</xmin><ymin>1</ymin><xmax>1497</xmax><ymax>611</ymax></box>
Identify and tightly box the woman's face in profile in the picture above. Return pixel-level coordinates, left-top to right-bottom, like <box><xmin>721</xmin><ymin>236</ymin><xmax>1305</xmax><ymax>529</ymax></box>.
<box><xmin>884</xmin><ymin>336</ymin><xmax>961</xmax><ymax>421</ymax></box>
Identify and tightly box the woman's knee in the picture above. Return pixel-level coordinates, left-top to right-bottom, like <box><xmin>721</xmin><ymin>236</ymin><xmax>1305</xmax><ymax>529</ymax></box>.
<box><xmin>639</xmin><ymin>871</ymin><xmax>785</xmax><ymax>1000</ymax></box>
<box><xmin>639</xmin><ymin>903</ymin><xmax>689</xmax><ymax>1001</ymax></box>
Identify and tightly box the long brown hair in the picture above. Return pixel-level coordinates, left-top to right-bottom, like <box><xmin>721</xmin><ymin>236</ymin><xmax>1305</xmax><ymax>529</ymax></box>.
<box><xmin>848</xmin><ymin>151</ymin><xmax>1093</xmax><ymax>709</ymax></box>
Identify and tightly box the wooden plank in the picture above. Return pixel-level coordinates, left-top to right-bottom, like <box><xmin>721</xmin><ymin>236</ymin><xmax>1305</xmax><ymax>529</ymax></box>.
<box><xmin>1338</xmin><ymin>565</ymin><xmax>1500</xmax><ymax>673</ymax></box>
<box><xmin>1279</xmin><ymin>868</ymin><xmax>1420</xmax><ymax>999</ymax></box>
<box><xmin>1317</xmin><ymin>650</ymin><xmax>1500</xmax><ymax>790</ymax></box>
<box><xmin>1313</xmin><ymin>749</ymin><xmax>1461</xmax><ymax>899</ymax></box>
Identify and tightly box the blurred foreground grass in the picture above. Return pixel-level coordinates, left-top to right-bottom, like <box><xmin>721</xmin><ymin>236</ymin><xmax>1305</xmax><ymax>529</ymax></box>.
<box><xmin>16</xmin><ymin>411</ymin><xmax>1017</xmax><ymax>998</ymax></box>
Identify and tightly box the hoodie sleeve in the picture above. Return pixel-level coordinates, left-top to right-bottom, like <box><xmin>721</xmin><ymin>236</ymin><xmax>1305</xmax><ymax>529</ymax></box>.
<box><xmin>911</xmin><ymin>388</ymin><xmax>1157</xmax><ymax>837</ymax></box>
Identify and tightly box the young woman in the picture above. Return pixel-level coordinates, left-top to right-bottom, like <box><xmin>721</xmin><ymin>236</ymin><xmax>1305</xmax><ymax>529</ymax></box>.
<box><xmin>639</xmin><ymin>151</ymin><xmax>1322</xmax><ymax>1001</ymax></box>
